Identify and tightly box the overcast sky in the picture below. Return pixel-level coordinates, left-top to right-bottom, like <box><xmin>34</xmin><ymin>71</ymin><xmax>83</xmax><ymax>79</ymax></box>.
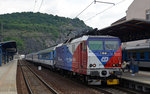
<box><xmin>0</xmin><ymin>0</ymin><xmax>134</xmax><ymax>29</ymax></box>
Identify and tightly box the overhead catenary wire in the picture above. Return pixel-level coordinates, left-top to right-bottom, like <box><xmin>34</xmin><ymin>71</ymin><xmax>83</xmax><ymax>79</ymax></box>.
<box><xmin>85</xmin><ymin>5</ymin><xmax>114</xmax><ymax>21</ymax></box>
<box><xmin>33</xmin><ymin>0</ymin><xmax>37</xmax><ymax>12</ymax></box>
<box><xmin>38</xmin><ymin>0</ymin><xmax>44</xmax><ymax>12</ymax></box>
<box><xmin>94</xmin><ymin>0</ymin><xmax>115</xmax><ymax>5</ymax></box>
<box><xmin>76</xmin><ymin>0</ymin><xmax>115</xmax><ymax>18</ymax></box>
<box><xmin>85</xmin><ymin>0</ymin><xmax>126</xmax><ymax>21</ymax></box>
<box><xmin>75</xmin><ymin>1</ymin><xmax>94</xmax><ymax>18</ymax></box>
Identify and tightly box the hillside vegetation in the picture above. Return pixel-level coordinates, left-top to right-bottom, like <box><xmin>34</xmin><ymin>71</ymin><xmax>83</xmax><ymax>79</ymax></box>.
<box><xmin>0</xmin><ymin>12</ymin><xmax>91</xmax><ymax>54</ymax></box>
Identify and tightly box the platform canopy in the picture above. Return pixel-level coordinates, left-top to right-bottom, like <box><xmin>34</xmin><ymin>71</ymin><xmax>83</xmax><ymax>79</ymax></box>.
<box><xmin>0</xmin><ymin>41</ymin><xmax>17</xmax><ymax>53</ymax></box>
<box><xmin>0</xmin><ymin>41</ymin><xmax>17</xmax><ymax>66</ymax></box>
<box><xmin>85</xmin><ymin>19</ymin><xmax>150</xmax><ymax>42</ymax></box>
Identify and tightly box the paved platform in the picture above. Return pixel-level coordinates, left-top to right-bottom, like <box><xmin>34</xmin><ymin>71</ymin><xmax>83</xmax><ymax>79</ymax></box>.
<box><xmin>0</xmin><ymin>59</ymin><xmax>18</xmax><ymax>94</ymax></box>
<box><xmin>121</xmin><ymin>71</ymin><xmax>150</xmax><ymax>85</ymax></box>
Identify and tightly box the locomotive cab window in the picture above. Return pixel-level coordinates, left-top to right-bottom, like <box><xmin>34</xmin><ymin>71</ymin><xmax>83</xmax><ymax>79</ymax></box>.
<box><xmin>105</xmin><ymin>41</ymin><xmax>119</xmax><ymax>50</ymax></box>
<box><xmin>81</xmin><ymin>43</ymin><xmax>83</xmax><ymax>51</ymax></box>
<box><xmin>84</xmin><ymin>41</ymin><xmax>87</xmax><ymax>51</ymax></box>
<box><xmin>72</xmin><ymin>44</ymin><xmax>75</xmax><ymax>53</ymax></box>
<box><xmin>88</xmin><ymin>40</ymin><xmax>103</xmax><ymax>50</ymax></box>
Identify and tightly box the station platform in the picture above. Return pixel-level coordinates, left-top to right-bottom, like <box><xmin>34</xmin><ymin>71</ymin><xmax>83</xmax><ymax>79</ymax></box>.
<box><xmin>0</xmin><ymin>59</ymin><xmax>17</xmax><ymax>94</ymax></box>
<box><xmin>120</xmin><ymin>71</ymin><xmax>150</xmax><ymax>92</ymax></box>
<box><xmin>121</xmin><ymin>71</ymin><xmax>150</xmax><ymax>85</ymax></box>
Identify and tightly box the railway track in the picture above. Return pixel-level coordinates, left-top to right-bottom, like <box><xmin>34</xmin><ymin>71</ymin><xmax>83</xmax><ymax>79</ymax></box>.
<box><xmin>19</xmin><ymin>60</ymin><xmax>143</xmax><ymax>94</ymax></box>
<box><xmin>18</xmin><ymin>60</ymin><xmax>58</xmax><ymax>94</ymax></box>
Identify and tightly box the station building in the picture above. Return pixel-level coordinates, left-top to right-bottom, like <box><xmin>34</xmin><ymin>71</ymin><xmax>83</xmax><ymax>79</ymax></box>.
<box><xmin>113</xmin><ymin>0</ymin><xmax>150</xmax><ymax>24</ymax></box>
<box><xmin>0</xmin><ymin>41</ymin><xmax>17</xmax><ymax>66</ymax></box>
<box><xmin>126</xmin><ymin>0</ymin><xmax>150</xmax><ymax>21</ymax></box>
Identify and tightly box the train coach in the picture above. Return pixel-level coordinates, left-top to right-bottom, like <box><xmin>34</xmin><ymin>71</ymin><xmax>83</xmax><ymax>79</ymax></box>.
<box><xmin>26</xmin><ymin>45</ymin><xmax>58</xmax><ymax>68</ymax></box>
<box><xmin>122</xmin><ymin>39</ymin><xmax>150</xmax><ymax>69</ymax></box>
<box><xmin>25</xmin><ymin>35</ymin><xmax>122</xmax><ymax>85</ymax></box>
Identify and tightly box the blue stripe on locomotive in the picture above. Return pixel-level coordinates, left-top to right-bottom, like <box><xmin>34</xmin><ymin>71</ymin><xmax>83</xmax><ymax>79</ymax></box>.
<box><xmin>55</xmin><ymin>45</ymin><xmax>73</xmax><ymax>71</ymax></box>
<box><xmin>87</xmin><ymin>38</ymin><xmax>121</xmax><ymax>66</ymax></box>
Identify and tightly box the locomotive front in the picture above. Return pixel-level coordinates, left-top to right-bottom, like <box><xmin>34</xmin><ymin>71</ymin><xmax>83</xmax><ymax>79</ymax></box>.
<box><xmin>86</xmin><ymin>36</ymin><xmax>122</xmax><ymax>85</ymax></box>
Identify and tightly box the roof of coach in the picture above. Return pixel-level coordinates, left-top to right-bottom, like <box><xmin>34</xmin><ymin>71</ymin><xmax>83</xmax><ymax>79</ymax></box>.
<box><xmin>37</xmin><ymin>47</ymin><xmax>56</xmax><ymax>54</ymax></box>
<box><xmin>37</xmin><ymin>43</ymin><xmax>63</xmax><ymax>54</ymax></box>
<box><xmin>122</xmin><ymin>39</ymin><xmax>150</xmax><ymax>50</ymax></box>
<box><xmin>26</xmin><ymin>52</ymin><xmax>36</xmax><ymax>56</ymax></box>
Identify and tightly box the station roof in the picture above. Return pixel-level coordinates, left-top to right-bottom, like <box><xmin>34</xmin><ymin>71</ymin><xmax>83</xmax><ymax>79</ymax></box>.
<box><xmin>0</xmin><ymin>41</ymin><xmax>17</xmax><ymax>53</ymax></box>
<box><xmin>85</xmin><ymin>19</ymin><xmax>150</xmax><ymax>42</ymax></box>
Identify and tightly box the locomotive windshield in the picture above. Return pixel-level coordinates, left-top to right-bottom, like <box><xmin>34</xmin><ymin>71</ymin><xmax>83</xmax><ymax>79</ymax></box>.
<box><xmin>88</xmin><ymin>40</ymin><xmax>119</xmax><ymax>51</ymax></box>
<box><xmin>88</xmin><ymin>40</ymin><xmax>103</xmax><ymax>50</ymax></box>
<box><xmin>105</xmin><ymin>41</ymin><xmax>119</xmax><ymax>50</ymax></box>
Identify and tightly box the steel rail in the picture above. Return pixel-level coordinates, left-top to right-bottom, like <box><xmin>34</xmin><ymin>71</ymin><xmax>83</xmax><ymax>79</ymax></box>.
<box><xmin>25</xmin><ymin>61</ymin><xmax>58</xmax><ymax>94</ymax></box>
<box><xmin>19</xmin><ymin>60</ymin><xmax>33</xmax><ymax>94</ymax></box>
<box><xmin>92</xmin><ymin>87</ymin><xmax>113</xmax><ymax>94</ymax></box>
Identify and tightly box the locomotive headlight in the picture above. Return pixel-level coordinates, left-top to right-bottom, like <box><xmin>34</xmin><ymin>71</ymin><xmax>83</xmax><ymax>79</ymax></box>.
<box><xmin>89</xmin><ymin>64</ymin><xmax>96</xmax><ymax>67</ymax></box>
<box><xmin>93</xmin><ymin>64</ymin><xmax>96</xmax><ymax>67</ymax></box>
<box><xmin>113</xmin><ymin>64</ymin><xmax>115</xmax><ymax>67</ymax></box>
<box><xmin>101</xmin><ymin>52</ymin><xmax>107</xmax><ymax>55</ymax></box>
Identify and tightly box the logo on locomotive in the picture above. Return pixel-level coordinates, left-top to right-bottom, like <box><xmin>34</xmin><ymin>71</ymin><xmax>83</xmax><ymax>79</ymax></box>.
<box><xmin>101</xmin><ymin>57</ymin><xmax>109</xmax><ymax>62</ymax></box>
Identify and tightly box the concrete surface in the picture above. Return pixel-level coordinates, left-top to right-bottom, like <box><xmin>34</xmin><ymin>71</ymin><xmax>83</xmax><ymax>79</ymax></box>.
<box><xmin>121</xmin><ymin>71</ymin><xmax>150</xmax><ymax>85</ymax></box>
<box><xmin>0</xmin><ymin>59</ymin><xmax>17</xmax><ymax>94</ymax></box>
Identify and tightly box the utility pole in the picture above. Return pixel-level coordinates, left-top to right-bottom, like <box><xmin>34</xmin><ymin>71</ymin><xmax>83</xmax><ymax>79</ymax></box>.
<box><xmin>0</xmin><ymin>22</ymin><xmax>3</xmax><ymax>42</ymax></box>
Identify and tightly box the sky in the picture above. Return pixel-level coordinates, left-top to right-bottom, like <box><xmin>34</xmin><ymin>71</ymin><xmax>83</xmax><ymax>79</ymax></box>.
<box><xmin>0</xmin><ymin>0</ymin><xmax>134</xmax><ymax>29</ymax></box>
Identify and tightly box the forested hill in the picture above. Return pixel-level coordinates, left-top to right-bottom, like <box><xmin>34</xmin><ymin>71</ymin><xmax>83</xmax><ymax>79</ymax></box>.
<box><xmin>0</xmin><ymin>12</ymin><xmax>91</xmax><ymax>54</ymax></box>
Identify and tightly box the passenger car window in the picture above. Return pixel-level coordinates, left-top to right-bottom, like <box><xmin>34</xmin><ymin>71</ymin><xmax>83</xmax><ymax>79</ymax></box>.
<box><xmin>132</xmin><ymin>52</ymin><xmax>137</xmax><ymax>59</ymax></box>
<box><xmin>140</xmin><ymin>52</ymin><xmax>145</xmax><ymax>59</ymax></box>
<box><xmin>127</xmin><ymin>52</ymin><xmax>131</xmax><ymax>59</ymax></box>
